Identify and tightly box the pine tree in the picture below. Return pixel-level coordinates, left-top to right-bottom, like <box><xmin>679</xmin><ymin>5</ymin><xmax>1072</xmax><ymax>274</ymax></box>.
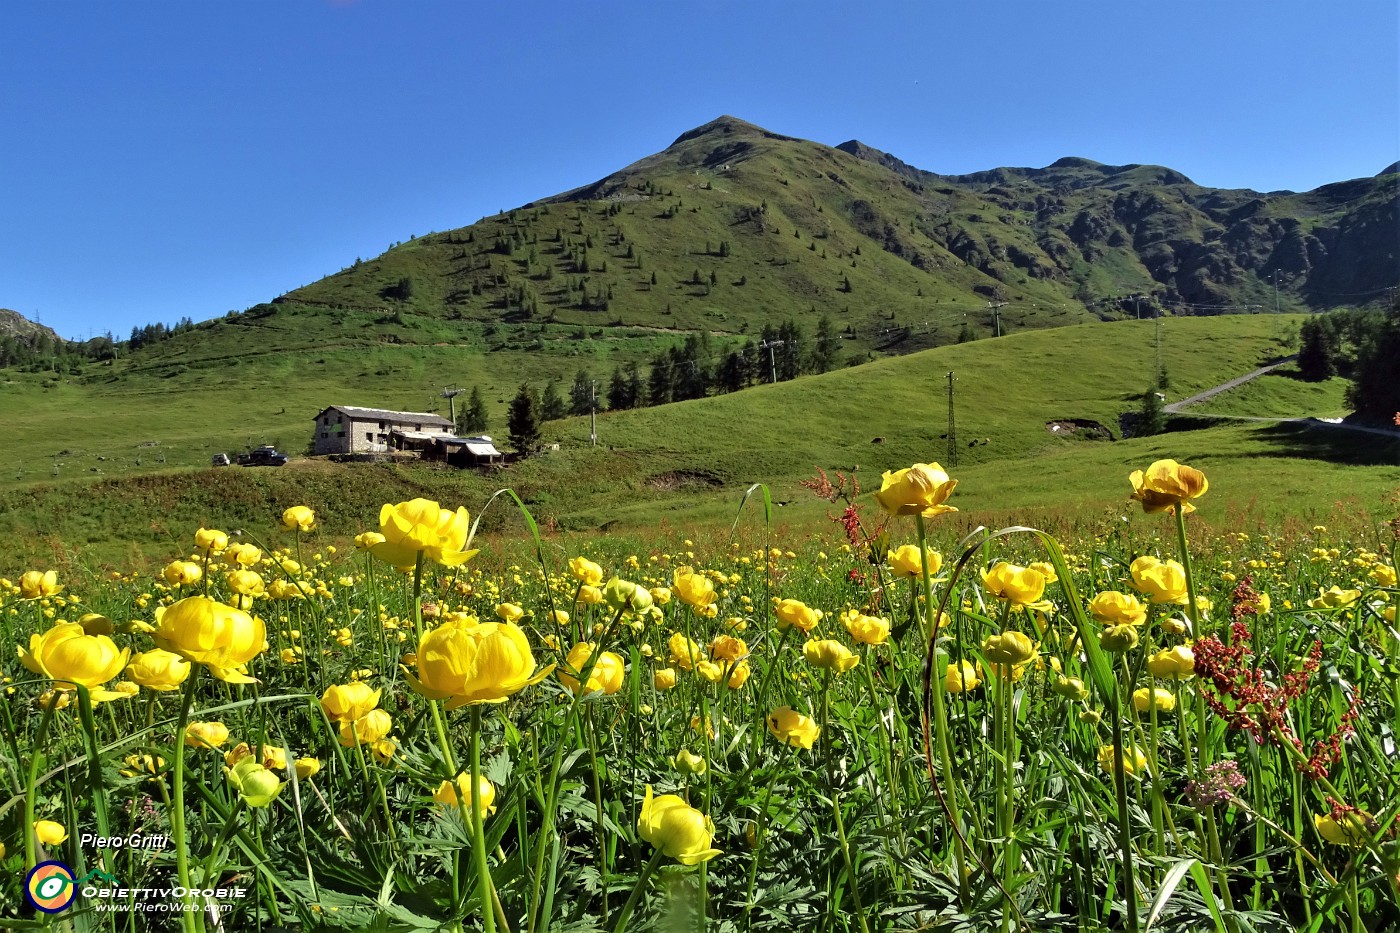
<box><xmin>507</xmin><ymin>384</ymin><xmax>541</xmax><ymax>454</ymax></box>
<box><xmin>540</xmin><ymin>380</ymin><xmax>566</xmax><ymax>421</ymax></box>
<box><xmin>811</xmin><ymin>315</ymin><xmax>840</xmax><ymax>373</ymax></box>
<box><xmin>569</xmin><ymin>369</ymin><xmax>593</xmax><ymax>416</ymax></box>
<box><xmin>457</xmin><ymin>386</ymin><xmax>488</xmax><ymax>435</ymax></box>
<box><xmin>1297</xmin><ymin>317</ymin><xmax>1338</xmax><ymax>381</ymax></box>
<box><xmin>626</xmin><ymin>363</ymin><xmax>644</xmax><ymax>409</ymax></box>
<box><xmin>608</xmin><ymin>367</ymin><xmax>629</xmax><ymax>411</ymax></box>
<box><xmin>1137</xmin><ymin>386</ymin><xmax>1167</xmax><ymax>436</ymax></box>
<box><xmin>648</xmin><ymin>354</ymin><xmax>675</xmax><ymax>406</ymax></box>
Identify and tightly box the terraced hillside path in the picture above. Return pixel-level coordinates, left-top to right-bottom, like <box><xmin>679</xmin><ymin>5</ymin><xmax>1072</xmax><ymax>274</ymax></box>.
<box><xmin>1163</xmin><ymin>355</ymin><xmax>1298</xmax><ymax>413</ymax></box>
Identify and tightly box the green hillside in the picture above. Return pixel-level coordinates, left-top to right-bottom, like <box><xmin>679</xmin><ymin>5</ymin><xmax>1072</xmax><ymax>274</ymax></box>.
<box><xmin>4</xmin><ymin>314</ymin><xmax>1394</xmax><ymax>568</ymax></box>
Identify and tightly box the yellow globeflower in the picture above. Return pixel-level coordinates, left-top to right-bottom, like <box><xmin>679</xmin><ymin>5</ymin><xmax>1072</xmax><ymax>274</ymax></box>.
<box><xmin>1097</xmin><ymin>744</ymin><xmax>1149</xmax><ymax>778</ymax></box>
<box><xmin>708</xmin><ymin>634</ymin><xmax>748</xmax><ymax>662</ymax></box>
<box><xmin>496</xmin><ymin>603</ymin><xmax>525</xmax><ymax>623</ymax></box>
<box><xmin>405</xmin><ymin>616</ymin><xmax>544</xmax><ymax>709</ymax></box>
<box><xmin>1132</xmin><ymin>687</ymin><xmax>1176</xmax><ymax>713</ymax></box>
<box><xmin>294</xmin><ymin>758</ymin><xmax>321</xmax><ymax>780</ymax></box>
<box><xmin>886</xmin><ymin>544</ymin><xmax>941</xmax><ymax>579</ymax></box>
<box><xmin>1308</xmin><ymin>586</ymin><xmax>1361</xmax><ymax>610</ymax></box>
<box><xmin>282</xmin><ymin>506</ymin><xmax>316</xmax><ymax>533</ymax></box>
<box><xmin>653</xmin><ymin>667</ymin><xmax>678</xmax><ymax>690</ymax></box>
<box><xmin>20</xmin><ymin>570</ymin><xmax>63</xmax><ymax>599</ymax></box>
<box><xmin>153</xmin><ymin>596</ymin><xmax>267</xmax><ymax>684</ymax></box>
<box><xmin>320</xmin><ymin>682</ymin><xmax>382</xmax><ymax>723</ymax></box>
<box><xmin>558</xmin><ymin>642</ymin><xmax>625</xmax><ymax>695</ymax></box>
<box><xmin>185</xmin><ymin>721</ymin><xmax>230</xmax><ymax>749</ymax></box>
<box><xmin>774</xmin><ymin>598</ymin><xmax>822</xmax><ymax>633</ymax></box>
<box><xmin>223</xmin><ymin>543</ymin><xmax>262</xmax><ymax>568</ymax></box>
<box><xmin>674</xmin><ymin>749</ymin><xmax>707</xmax><ymax>775</ymax></box>
<box><xmin>981</xmin><ymin>563</ymin><xmax>1048</xmax><ymax>607</ymax></box>
<box><xmin>1314</xmin><ymin>810</ymin><xmax>1372</xmax><ymax>847</ymax></box>
<box><xmin>1028</xmin><ymin>562</ymin><xmax>1059</xmax><ymax>584</ymax></box>
<box><xmin>1146</xmin><ymin>645</ymin><xmax>1195</xmax><ymax>679</ymax></box>
<box><xmin>981</xmin><ymin>631</ymin><xmax>1037</xmax><ymax>666</ymax></box>
<box><xmin>945</xmin><ymin>659</ymin><xmax>981</xmax><ymax>693</ymax></box>
<box><xmin>354</xmin><ymin>531</ymin><xmax>386</xmax><ymax>551</ymax></box>
<box><xmin>126</xmin><ymin>649</ymin><xmax>191</xmax><ymax>692</ymax></box>
<box><xmin>803</xmin><ymin>639</ymin><xmax>860</xmax><ymax>673</ymax></box>
<box><xmin>569</xmin><ymin>556</ymin><xmax>604</xmax><ymax>586</ymax></box>
<box><xmin>161</xmin><ymin>560</ymin><xmax>203</xmax><ymax>587</ymax></box>
<box><xmin>842</xmin><ymin>612</ymin><xmax>890</xmax><ymax>646</ymax></box>
<box><xmin>638</xmin><ymin>785</ymin><xmax>721</xmax><ymax>865</ymax></box>
<box><xmin>1128</xmin><ymin>459</ymin><xmax>1208</xmax><ymax>514</ymax></box>
<box><xmin>338</xmin><ymin>709</ymin><xmax>393</xmax><ymax>747</ymax></box>
<box><xmin>226</xmin><ymin>569</ymin><xmax>266</xmax><ymax>598</ymax></box>
<box><xmin>34</xmin><ymin>819</ymin><xmax>68</xmax><ymax>845</ymax></box>
<box><xmin>603</xmin><ymin>577</ymin><xmax>654</xmax><ymax>612</ymax></box>
<box><xmin>226</xmin><ymin>758</ymin><xmax>283</xmax><ymax>808</ymax></box>
<box><xmin>434</xmin><ymin>773</ymin><xmax>497</xmax><ymax>817</ymax></box>
<box><xmin>20</xmin><ymin>623</ymin><xmax>130</xmax><ymax>700</ymax></box>
<box><xmin>1088</xmin><ymin>591</ymin><xmax>1148</xmax><ymax>627</ymax></box>
<box><xmin>577</xmin><ymin>585</ymin><xmax>604</xmax><ymax>606</ymax></box>
<box><xmin>668</xmin><ymin>632</ymin><xmax>706</xmax><ymax>670</ymax></box>
<box><xmin>673</xmin><ymin>567</ymin><xmax>718</xmax><ymax>611</ymax></box>
<box><xmin>1129</xmin><ymin>556</ymin><xmax>1189</xmax><ymax>604</ymax></box>
<box><xmin>370</xmin><ymin>498</ymin><xmax>477</xmax><ymax>569</ymax></box>
<box><xmin>195</xmin><ymin>528</ymin><xmax>229</xmax><ymax>552</ymax></box>
<box><xmin>723</xmin><ymin>660</ymin><xmax>752</xmax><ymax>689</ymax></box>
<box><xmin>1372</xmin><ymin>565</ymin><xmax>1398</xmax><ymax>588</ymax></box>
<box><xmin>767</xmin><ymin>706</ymin><xmax>821</xmax><ymax>749</ymax></box>
<box><xmin>874</xmin><ymin>463</ymin><xmax>959</xmax><ymax>518</ymax></box>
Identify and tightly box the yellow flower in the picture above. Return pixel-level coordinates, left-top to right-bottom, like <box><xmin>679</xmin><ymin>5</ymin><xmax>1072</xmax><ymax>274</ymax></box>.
<box><xmin>577</xmin><ymin>585</ymin><xmax>604</xmax><ymax>606</ymax></box>
<box><xmin>1028</xmin><ymin>562</ymin><xmax>1059</xmax><ymax>584</ymax></box>
<box><xmin>370</xmin><ymin>498</ymin><xmax>477</xmax><ymax>569</ymax></box>
<box><xmin>405</xmin><ymin>616</ymin><xmax>543</xmax><ymax>709</ymax></box>
<box><xmin>338</xmin><ymin>709</ymin><xmax>393</xmax><ymax>747</ymax></box>
<box><xmin>126</xmin><ymin>649</ymin><xmax>191</xmax><ymax>692</ymax></box>
<box><xmin>668</xmin><ymin>632</ymin><xmax>706</xmax><ymax>670</ymax></box>
<box><xmin>708</xmin><ymin>634</ymin><xmax>748</xmax><ymax>662</ymax></box>
<box><xmin>774</xmin><ymin>598</ymin><xmax>822</xmax><ymax>633</ymax></box>
<box><xmin>185</xmin><ymin>721</ymin><xmax>230</xmax><ymax>749</ymax></box>
<box><xmin>1372</xmin><ymin>565</ymin><xmax>1398</xmax><ymax>588</ymax></box>
<box><xmin>355</xmin><ymin>531</ymin><xmax>386</xmax><ymax>551</ymax></box>
<box><xmin>1052</xmin><ymin>676</ymin><xmax>1089</xmax><ymax>701</ymax></box>
<box><xmin>19</xmin><ymin>623</ymin><xmax>130</xmax><ymax>699</ymax></box>
<box><xmin>1129</xmin><ymin>556</ymin><xmax>1189</xmax><ymax>604</ymax></box>
<box><xmin>1101</xmin><ymin>624</ymin><xmax>1140</xmax><ymax>653</ymax></box>
<box><xmin>34</xmin><ymin>819</ymin><xmax>68</xmax><ymax>845</ymax></box>
<box><xmin>842</xmin><ymin>612</ymin><xmax>891</xmax><ymax>646</ymax></box>
<box><xmin>981</xmin><ymin>563</ymin><xmax>1048</xmax><ymax>607</ymax></box>
<box><xmin>223</xmin><ymin>543</ymin><xmax>262</xmax><ymax>567</ymax></box>
<box><xmin>496</xmin><ymin>603</ymin><xmax>525</xmax><ymax>623</ymax></box>
<box><xmin>874</xmin><ymin>463</ymin><xmax>959</xmax><ymax>518</ymax></box>
<box><xmin>1308</xmin><ymin>586</ymin><xmax>1361</xmax><ymax>610</ymax></box>
<box><xmin>20</xmin><ymin>570</ymin><xmax>62</xmax><ymax>599</ymax></box>
<box><xmin>371</xmin><ymin>739</ymin><xmax>396</xmax><ymax>764</ymax></box>
<box><xmin>1088</xmin><ymin>591</ymin><xmax>1148</xmax><ymax>627</ymax></box>
<box><xmin>569</xmin><ymin>556</ymin><xmax>604</xmax><ymax>586</ymax></box>
<box><xmin>1146</xmin><ymin>645</ymin><xmax>1195</xmax><ymax>679</ymax></box>
<box><xmin>653</xmin><ymin>667</ymin><xmax>678</xmax><ymax>690</ymax></box>
<box><xmin>224</xmin><ymin>743</ymin><xmax>287</xmax><ymax>771</ymax></box>
<box><xmin>1314</xmin><ymin>810</ymin><xmax>1372</xmax><ymax>847</ymax></box>
<box><xmin>161</xmin><ymin>561</ymin><xmax>204</xmax><ymax>587</ymax></box>
<box><xmin>195</xmin><ymin>528</ymin><xmax>229</xmax><ymax>551</ymax></box>
<box><xmin>803</xmin><ymin>639</ymin><xmax>860</xmax><ymax>673</ymax></box>
<box><xmin>434</xmin><ymin>773</ymin><xmax>497</xmax><ymax>817</ymax></box>
<box><xmin>227</xmin><ymin>758</ymin><xmax>283</xmax><ymax>808</ymax></box>
<box><xmin>674</xmin><ymin>749</ymin><xmax>707</xmax><ymax>774</ymax></box>
<box><xmin>1097</xmin><ymin>744</ymin><xmax>1149</xmax><ymax>778</ymax></box>
<box><xmin>1132</xmin><ymin>687</ymin><xmax>1176</xmax><ymax>713</ymax></box>
<box><xmin>723</xmin><ymin>660</ymin><xmax>752</xmax><ymax>689</ymax></box>
<box><xmin>945</xmin><ymin>659</ymin><xmax>981</xmax><ymax>693</ymax></box>
<box><xmin>153</xmin><ymin>596</ymin><xmax>267</xmax><ymax>684</ymax></box>
<box><xmin>226</xmin><ymin>569</ymin><xmax>265</xmax><ymax>598</ymax></box>
<box><xmin>672</xmin><ymin>567</ymin><xmax>718</xmax><ymax>611</ymax></box>
<box><xmin>119</xmin><ymin>753</ymin><xmax>166</xmax><ymax>779</ymax></box>
<box><xmin>981</xmin><ymin>631</ymin><xmax>1037</xmax><ymax>666</ymax></box>
<box><xmin>1128</xmin><ymin>459</ymin><xmax>1208</xmax><ymax>514</ymax></box>
<box><xmin>886</xmin><ymin>544</ymin><xmax>941</xmax><ymax>579</ymax></box>
<box><xmin>294</xmin><ymin>758</ymin><xmax>321</xmax><ymax>780</ymax></box>
<box><xmin>267</xmin><ymin>579</ymin><xmax>308</xmax><ymax>601</ymax></box>
<box><xmin>638</xmin><ymin>785</ymin><xmax>721</xmax><ymax>865</ymax></box>
<box><xmin>320</xmin><ymin>682</ymin><xmax>382</xmax><ymax>723</ymax></box>
<box><xmin>603</xmin><ymin>577</ymin><xmax>654</xmax><ymax>612</ymax></box>
<box><xmin>767</xmin><ymin>706</ymin><xmax>821</xmax><ymax>749</ymax></box>
<box><xmin>282</xmin><ymin>506</ymin><xmax>316</xmax><ymax>533</ymax></box>
<box><xmin>558</xmin><ymin>642</ymin><xmax>625</xmax><ymax>695</ymax></box>
<box><xmin>79</xmin><ymin>613</ymin><xmax>114</xmax><ymax>636</ymax></box>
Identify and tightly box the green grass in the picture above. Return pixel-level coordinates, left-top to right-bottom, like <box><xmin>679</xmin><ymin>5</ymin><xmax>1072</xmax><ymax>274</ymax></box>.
<box><xmin>1189</xmin><ymin>363</ymin><xmax>1353</xmax><ymax>419</ymax></box>
<box><xmin>5</xmin><ymin>313</ymin><xmax>1395</xmax><ymax>568</ymax></box>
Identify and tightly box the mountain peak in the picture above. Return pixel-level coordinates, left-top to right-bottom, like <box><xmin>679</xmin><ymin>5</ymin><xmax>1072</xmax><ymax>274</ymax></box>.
<box><xmin>1379</xmin><ymin>161</ymin><xmax>1400</xmax><ymax>177</ymax></box>
<box><xmin>0</xmin><ymin>308</ymin><xmax>62</xmax><ymax>344</ymax></box>
<box><xmin>835</xmin><ymin>139</ymin><xmax>928</xmax><ymax>180</ymax></box>
<box><xmin>670</xmin><ymin>115</ymin><xmax>793</xmax><ymax>147</ymax></box>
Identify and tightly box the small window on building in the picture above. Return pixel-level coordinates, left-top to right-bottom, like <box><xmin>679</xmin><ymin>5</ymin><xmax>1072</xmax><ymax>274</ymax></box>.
<box><xmin>379</xmin><ymin>421</ymin><xmax>386</xmax><ymax>429</ymax></box>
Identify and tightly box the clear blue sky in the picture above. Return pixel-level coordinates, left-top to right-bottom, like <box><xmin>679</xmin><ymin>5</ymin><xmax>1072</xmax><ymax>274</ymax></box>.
<box><xmin>3</xmin><ymin>0</ymin><xmax>1396</xmax><ymax>341</ymax></box>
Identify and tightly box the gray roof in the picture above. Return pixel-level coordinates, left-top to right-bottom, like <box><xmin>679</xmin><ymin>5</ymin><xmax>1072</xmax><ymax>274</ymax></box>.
<box><xmin>317</xmin><ymin>405</ymin><xmax>452</xmax><ymax>427</ymax></box>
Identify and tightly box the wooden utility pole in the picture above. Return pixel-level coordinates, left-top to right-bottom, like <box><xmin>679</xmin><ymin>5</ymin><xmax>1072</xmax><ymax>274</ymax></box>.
<box><xmin>759</xmin><ymin>339</ymin><xmax>783</xmax><ymax>384</ymax></box>
<box><xmin>946</xmin><ymin>371</ymin><xmax>957</xmax><ymax>467</ymax></box>
<box><xmin>590</xmin><ymin>380</ymin><xmax>597</xmax><ymax>447</ymax></box>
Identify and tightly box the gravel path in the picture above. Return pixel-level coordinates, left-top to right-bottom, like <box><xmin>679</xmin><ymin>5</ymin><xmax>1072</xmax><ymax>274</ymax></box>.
<box><xmin>1163</xmin><ymin>355</ymin><xmax>1297</xmax><ymax>413</ymax></box>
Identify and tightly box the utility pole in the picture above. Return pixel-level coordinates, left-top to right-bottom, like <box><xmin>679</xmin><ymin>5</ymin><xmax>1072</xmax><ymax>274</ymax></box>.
<box><xmin>946</xmin><ymin>371</ymin><xmax>957</xmax><ymax>467</ymax></box>
<box><xmin>1134</xmin><ymin>295</ymin><xmax>1142</xmax><ymax>320</ymax></box>
<box><xmin>1273</xmin><ymin>269</ymin><xmax>1281</xmax><ymax>314</ymax></box>
<box><xmin>1155</xmin><ymin>307</ymin><xmax>1163</xmax><ymax>381</ymax></box>
<box><xmin>590</xmin><ymin>380</ymin><xmax>597</xmax><ymax>447</ymax></box>
<box><xmin>759</xmin><ymin>339</ymin><xmax>783</xmax><ymax>384</ymax></box>
<box><xmin>441</xmin><ymin>386</ymin><xmax>463</xmax><ymax>426</ymax></box>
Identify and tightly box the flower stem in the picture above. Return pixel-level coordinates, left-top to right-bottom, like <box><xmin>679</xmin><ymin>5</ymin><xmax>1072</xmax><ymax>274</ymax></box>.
<box><xmin>821</xmin><ymin>675</ymin><xmax>872</xmax><ymax>933</ymax></box>
<box><xmin>171</xmin><ymin>669</ymin><xmax>202</xmax><ymax>933</ymax></box>
<box><xmin>22</xmin><ymin>701</ymin><xmax>58</xmax><ymax>872</ymax></box>
<box><xmin>610</xmin><ymin>847</ymin><xmax>665</xmax><ymax>933</ymax></box>
<box><xmin>470</xmin><ymin>706</ymin><xmax>496</xmax><ymax>933</ymax></box>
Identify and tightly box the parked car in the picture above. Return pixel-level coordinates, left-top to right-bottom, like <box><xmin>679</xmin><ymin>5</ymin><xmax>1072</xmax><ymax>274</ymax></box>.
<box><xmin>211</xmin><ymin>453</ymin><xmax>231</xmax><ymax>467</ymax></box>
<box><xmin>236</xmin><ymin>446</ymin><xmax>289</xmax><ymax>467</ymax></box>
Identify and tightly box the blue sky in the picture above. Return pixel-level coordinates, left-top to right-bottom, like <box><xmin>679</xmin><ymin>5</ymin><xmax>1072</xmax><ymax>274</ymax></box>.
<box><xmin>2</xmin><ymin>1</ymin><xmax>1396</xmax><ymax>341</ymax></box>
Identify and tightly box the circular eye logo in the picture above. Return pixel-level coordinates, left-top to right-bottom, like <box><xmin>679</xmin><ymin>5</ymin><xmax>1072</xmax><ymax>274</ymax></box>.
<box><xmin>25</xmin><ymin>860</ymin><xmax>77</xmax><ymax>913</ymax></box>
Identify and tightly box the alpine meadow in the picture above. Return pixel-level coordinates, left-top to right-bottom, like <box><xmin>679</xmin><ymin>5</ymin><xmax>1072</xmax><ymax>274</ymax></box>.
<box><xmin>2</xmin><ymin>112</ymin><xmax>1398</xmax><ymax>933</ymax></box>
